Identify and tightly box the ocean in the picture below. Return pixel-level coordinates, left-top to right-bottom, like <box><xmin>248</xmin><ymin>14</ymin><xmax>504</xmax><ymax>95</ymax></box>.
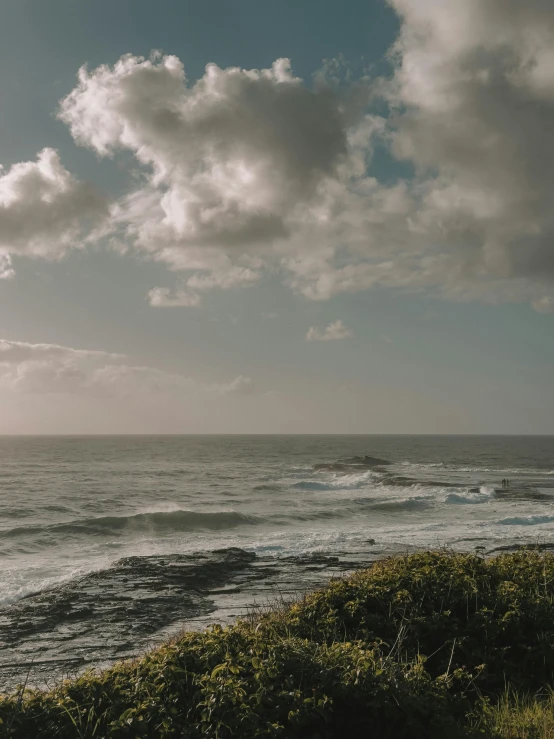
<box><xmin>1</xmin><ymin>434</ymin><xmax>554</xmax><ymax>689</ymax></box>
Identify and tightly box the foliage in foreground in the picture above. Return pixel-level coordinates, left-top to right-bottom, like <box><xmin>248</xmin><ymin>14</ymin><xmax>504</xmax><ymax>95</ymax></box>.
<box><xmin>0</xmin><ymin>629</ymin><xmax>473</xmax><ymax>738</ymax></box>
<box><xmin>3</xmin><ymin>550</ymin><xmax>554</xmax><ymax>738</ymax></box>
<box><xmin>265</xmin><ymin>549</ymin><xmax>554</xmax><ymax>694</ymax></box>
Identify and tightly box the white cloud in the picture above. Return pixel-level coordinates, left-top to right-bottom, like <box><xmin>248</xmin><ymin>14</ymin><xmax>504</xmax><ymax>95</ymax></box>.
<box><xmin>0</xmin><ymin>254</ymin><xmax>14</xmax><ymax>279</ymax></box>
<box><xmin>532</xmin><ymin>296</ymin><xmax>554</xmax><ymax>314</ymax></box>
<box><xmin>0</xmin><ymin>338</ymin><xmax>257</xmax><ymax>398</ymax></box>
<box><xmin>0</xmin><ymin>148</ymin><xmax>108</xmax><ymax>263</ymax></box>
<box><xmin>59</xmin><ymin>55</ymin><xmax>350</xmax><ymax>258</ymax></box>
<box><xmin>306</xmin><ymin>320</ymin><xmax>353</xmax><ymax>342</ymax></box>
<box><xmin>0</xmin><ymin>339</ymin><xmax>123</xmax><ymax>364</ymax></box>
<box><xmin>186</xmin><ymin>266</ymin><xmax>260</xmax><ymax>291</ymax></box>
<box><xmin>149</xmin><ymin>265</ymin><xmax>261</xmax><ymax>307</ymax></box>
<box><xmin>147</xmin><ymin>287</ymin><xmax>202</xmax><ymax>308</ymax></box>
<box><xmin>219</xmin><ymin>374</ymin><xmax>256</xmax><ymax>396</ymax></box>
<box><xmin>381</xmin><ymin>0</ymin><xmax>554</xmax><ymax>292</ymax></box>
<box><xmin>283</xmin><ymin>0</ymin><xmax>554</xmax><ymax>308</ymax></box>
<box><xmin>58</xmin><ymin>53</ymin><xmax>426</xmax><ymax>303</ymax></box>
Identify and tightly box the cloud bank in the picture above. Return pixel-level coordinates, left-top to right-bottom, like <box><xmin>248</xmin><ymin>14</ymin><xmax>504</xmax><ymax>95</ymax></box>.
<box><xmin>0</xmin><ymin>339</ymin><xmax>256</xmax><ymax>398</ymax></box>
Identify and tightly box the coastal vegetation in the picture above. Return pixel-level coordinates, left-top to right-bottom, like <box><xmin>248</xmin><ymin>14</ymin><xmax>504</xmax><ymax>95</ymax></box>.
<box><xmin>3</xmin><ymin>549</ymin><xmax>554</xmax><ymax>737</ymax></box>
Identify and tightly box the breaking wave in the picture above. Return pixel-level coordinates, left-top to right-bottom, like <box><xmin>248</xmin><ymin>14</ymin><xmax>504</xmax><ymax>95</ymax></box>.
<box><xmin>497</xmin><ymin>514</ymin><xmax>554</xmax><ymax>526</ymax></box>
<box><xmin>292</xmin><ymin>471</ymin><xmax>377</xmax><ymax>492</ymax></box>
<box><xmin>4</xmin><ymin>510</ymin><xmax>262</xmax><ymax>539</ymax></box>
<box><xmin>445</xmin><ymin>487</ymin><xmax>496</xmax><ymax>505</ymax></box>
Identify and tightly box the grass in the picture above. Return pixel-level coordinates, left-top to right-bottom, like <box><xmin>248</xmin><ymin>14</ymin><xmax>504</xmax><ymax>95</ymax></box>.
<box><xmin>3</xmin><ymin>550</ymin><xmax>554</xmax><ymax>737</ymax></box>
<box><xmin>478</xmin><ymin>691</ymin><xmax>554</xmax><ymax>738</ymax></box>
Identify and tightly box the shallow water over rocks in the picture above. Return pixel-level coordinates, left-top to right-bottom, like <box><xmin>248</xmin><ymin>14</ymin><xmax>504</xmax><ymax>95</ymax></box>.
<box><xmin>0</xmin><ymin>547</ymin><xmax>383</xmax><ymax>692</ymax></box>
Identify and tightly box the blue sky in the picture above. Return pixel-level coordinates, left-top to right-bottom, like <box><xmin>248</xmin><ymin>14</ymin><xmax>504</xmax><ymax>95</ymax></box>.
<box><xmin>0</xmin><ymin>0</ymin><xmax>553</xmax><ymax>433</ymax></box>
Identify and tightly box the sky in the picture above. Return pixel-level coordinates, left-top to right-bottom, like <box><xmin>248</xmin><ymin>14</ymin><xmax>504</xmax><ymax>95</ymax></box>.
<box><xmin>0</xmin><ymin>0</ymin><xmax>553</xmax><ymax>434</ymax></box>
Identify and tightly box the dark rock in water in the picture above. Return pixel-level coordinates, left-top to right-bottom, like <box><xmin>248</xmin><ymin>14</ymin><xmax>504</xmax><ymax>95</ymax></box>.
<box><xmin>314</xmin><ymin>455</ymin><xmax>392</xmax><ymax>472</ymax></box>
<box><xmin>339</xmin><ymin>455</ymin><xmax>393</xmax><ymax>467</ymax></box>
<box><xmin>487</xmin><ymin>542</ymin><xmax>554</xmax><ymax>555</ymax></box>
<box><xmin>493</xmin><ymin>486</ymin><xmax>552</xmax><ymax>502</ymax></box>
<box><xmin>0</xmin><ymin>547</ymin><xmax>382</xmax><ymax>693</ymax></box>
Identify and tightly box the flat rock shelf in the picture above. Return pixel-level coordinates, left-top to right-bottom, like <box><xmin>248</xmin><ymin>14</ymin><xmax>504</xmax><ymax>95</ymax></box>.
<box><xmin>0</xmin><ymin>546</ymin><xmax>390</xmax><ymax>693</ymax></box>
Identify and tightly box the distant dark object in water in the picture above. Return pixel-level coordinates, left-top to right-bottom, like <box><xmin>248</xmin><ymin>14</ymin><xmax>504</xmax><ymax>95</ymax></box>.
<box><xmin>339</xmin><ymin>455</ymin><xmax>393</xmax><ymax>467</ymax></box>
<box><xmin>314</xmin><ymin>455</ymin><xmax>392</xmax><ymax>471</ymax></box>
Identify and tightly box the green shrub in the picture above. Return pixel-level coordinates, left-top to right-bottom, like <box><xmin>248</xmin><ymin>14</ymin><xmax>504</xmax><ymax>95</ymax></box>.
<box><xmin>262</xmin><ymin>550</ymin><xmax>554</xmax><ymax>694</ymax></box>
<box><xmin>0</xmin><ymin>626</ymin><xmax>474</xmax><ymax>738</ymax></box>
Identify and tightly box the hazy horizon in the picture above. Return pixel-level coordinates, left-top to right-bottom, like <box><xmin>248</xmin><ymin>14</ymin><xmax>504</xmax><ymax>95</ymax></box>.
<box><xmin>1</xmin><ymin>433</ymin><xmax>554</xmax><ymax>438</ymax></box>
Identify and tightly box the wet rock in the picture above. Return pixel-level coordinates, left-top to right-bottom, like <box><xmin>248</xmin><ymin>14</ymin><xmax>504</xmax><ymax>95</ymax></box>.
<box><xmin>0</xmin><ymin>548</ymin><xmax>255</xmax><ymax>691</ymax></box>
<box><xmin>493</xmin><ymin>486</ymin><xmax>552</xmax><ymax>502</ymax></box>
<box><xmin>0</xmin><ymin>547</ymin><xmax>383</xmax><ymax>693</ymax></box>
<box><xmin>487</xmin><ymin>542</ymin><xmax>554</xmax><ymax>554</ymax></box>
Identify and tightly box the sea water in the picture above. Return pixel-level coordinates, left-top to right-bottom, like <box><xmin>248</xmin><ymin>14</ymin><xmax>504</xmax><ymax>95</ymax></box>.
<box><xmin>2</xmin><ymin>434</ymin><xmax>554</xmax><ymax>607</ymax></box>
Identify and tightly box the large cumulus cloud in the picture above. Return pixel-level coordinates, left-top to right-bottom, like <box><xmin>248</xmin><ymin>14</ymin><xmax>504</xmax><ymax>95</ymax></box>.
<box><xmin>283</xmin><ymin>0</ymin><xmax>554</xmax><ymax>306</ymax></box>
<box><xmin>59</xmin><ymin>55</ymin><xmax>350</xmax><ymax>257</ymax></box>
<box><xmin>58</xmin><ymin>54</ymin><xmax>404</xmax><ymax>302</ymax></box>
<box><xmin>383</xmin><ymin>0</ymin><xmax>554</xmax><ymax>302</ymax></box>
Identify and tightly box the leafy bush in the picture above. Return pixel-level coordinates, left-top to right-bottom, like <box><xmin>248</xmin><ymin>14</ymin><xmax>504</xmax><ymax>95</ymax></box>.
<box><xmin>262</xmin><ymin>550</ymin><xmax>554</xmax><ymax>694</ymax></box>
<box><xmin>0</xmin><ymin>626</ymin><xmax>473</xmax><ymax>738</ymax></box>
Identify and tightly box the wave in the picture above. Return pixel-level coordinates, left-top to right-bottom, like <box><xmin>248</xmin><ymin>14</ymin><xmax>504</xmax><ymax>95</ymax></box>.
<box><xmin>4</xmin><ymin>510</ymin><xmax>262</xmax><ymax>539</ymax></box>
<box><xmin>1</xmin><ymin>508</ymin><xmax>34</xmax><ymax>519</ymax></box>
<box><xmin>401</xmin><ymin>461</ymin><xmax>445</xmax><ymax>469</ymax></box>
<box><xmin>445</xmin><ymin>493</ymin><xmax>490</xmax><ymax>505</ymax></box>
<box><xmin>0</xmin><ymin>563</ymin><xmax>104</xmax><ymax>607</ymax></box>
<box><xmin>292</xmin><ymin>481</ymin><xmax>344</xmax><ymax>491</ymax></box>
<box><xmin>445</xmin><ymin>487</ymin><xmax>496</xmax><ymax>505</ymax></box>
<box><xmin>270</xmin><ymin>509</ymin><xmax>350</xmax><ymax>524</ymax></box>
<box><xmin>365</xmin><ymin>497</ymin><xmax>433</xmax><ymax>513</ymax></box>
<box><xmin>292</xmin><ymin>471</ymin><xmax>376</xmax><ymax>492</ymax></box>
<box><xmin>497</xmin><ymin>514</ymin><xmax>554</xmax><ymax>526</ymax></box>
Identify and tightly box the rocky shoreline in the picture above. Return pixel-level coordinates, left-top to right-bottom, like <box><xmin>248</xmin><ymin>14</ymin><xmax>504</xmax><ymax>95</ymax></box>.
<box><xmin>0</xmin><ymin>546</ymin><xmax>385</xmax><ymax>692</ymax></box>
